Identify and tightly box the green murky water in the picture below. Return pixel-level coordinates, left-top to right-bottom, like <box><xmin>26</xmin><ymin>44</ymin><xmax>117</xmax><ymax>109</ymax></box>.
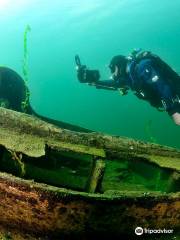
<box><xmin>0</xmin><ymin>0</ymin><xmax>180</xmax><ymax>148</ymax></box>
<box><xmin>0</xmin><ymin>2</ymin><xmax>180</xmax><ymax>238</ymax></box>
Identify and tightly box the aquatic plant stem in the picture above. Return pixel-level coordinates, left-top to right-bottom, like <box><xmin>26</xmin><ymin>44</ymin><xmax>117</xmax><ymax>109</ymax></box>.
<box><xmin>21</xmin><ymin>24</ymin><xmax>31</xmax><ymax>112</ymax></box>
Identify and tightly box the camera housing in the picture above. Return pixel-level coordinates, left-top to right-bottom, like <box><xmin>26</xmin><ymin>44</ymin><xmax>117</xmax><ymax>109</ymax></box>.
<box><xmin>77</xmin><ymin>66</ymin><xmax>100</xmax><ymax>83</ymax></box>
<box><xmin>84</xmin><ymin>69</ymin><xmax>100</xmax><ymax>83</ymax></box>
<box><xmin>75</xmin><ymin>55</ymin><xmax>100</xmax><ymax>83</ymax></box>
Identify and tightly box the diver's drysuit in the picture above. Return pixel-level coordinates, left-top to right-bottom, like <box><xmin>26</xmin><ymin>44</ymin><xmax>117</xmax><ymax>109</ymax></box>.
<box><xmin>86</xmin><ymin>51</ymin><xmax>180</xmax><ymax>116</ymax></box>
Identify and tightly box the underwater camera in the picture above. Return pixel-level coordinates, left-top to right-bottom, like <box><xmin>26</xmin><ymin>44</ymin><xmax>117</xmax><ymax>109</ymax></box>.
<box><xmin>75</xmin><ymin>55</ymin><xmax>100</xmax><ymax>83</ymax></box>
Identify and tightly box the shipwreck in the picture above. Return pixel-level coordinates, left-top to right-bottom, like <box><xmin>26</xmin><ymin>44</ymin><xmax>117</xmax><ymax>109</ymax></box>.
<box><xmin>0</xmin><ymin>107</ymin><xmax>179</xmax><ymax>239</ymax></box>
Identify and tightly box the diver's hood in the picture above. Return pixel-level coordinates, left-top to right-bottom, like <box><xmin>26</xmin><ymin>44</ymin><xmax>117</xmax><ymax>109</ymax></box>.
<box><xmin>109</xmin><ymin>55</ymin><xmax>127</xmax><ymax>73</ymax></box>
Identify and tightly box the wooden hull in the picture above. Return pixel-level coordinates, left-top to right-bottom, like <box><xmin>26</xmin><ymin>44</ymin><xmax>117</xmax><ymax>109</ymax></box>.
<box><xmin>0</xmin><ymin>172</ymin><xmax>179</xmax><ymax>238</ymax></box>
<box><xmin>0</xmin><ymin>107</ymin><xmax>179</xmax><ymax>238</ymax></box>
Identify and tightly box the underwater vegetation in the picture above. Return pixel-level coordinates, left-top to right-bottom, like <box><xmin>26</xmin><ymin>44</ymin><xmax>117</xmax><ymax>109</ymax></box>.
<box><xmin>21</xmin><ymin>24</ymin><xmax>31</xmax><ymax>113</ymax></box>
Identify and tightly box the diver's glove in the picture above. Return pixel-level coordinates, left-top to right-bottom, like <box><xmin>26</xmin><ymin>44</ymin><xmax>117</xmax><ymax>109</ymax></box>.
<box><xmin>75</xmin><ymin>55</ymin><xmax>100</xmax><ymax>83</ymax></box>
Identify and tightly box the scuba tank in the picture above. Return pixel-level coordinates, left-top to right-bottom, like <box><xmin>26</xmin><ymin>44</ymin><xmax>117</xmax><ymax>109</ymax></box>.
<box><xmin>127</xmin><ymin>49</ymin><xmax>180</xmax><ymax>110</ymax></box>
<box><xmin>128</xmin><ymin>49</ymin><xmax>180</xmax><ymax>96</ymax></box>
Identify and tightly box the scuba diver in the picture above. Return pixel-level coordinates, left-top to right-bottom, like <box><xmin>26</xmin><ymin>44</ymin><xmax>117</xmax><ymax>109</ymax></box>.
<box><xmin>75</xmin><ymin>49</ymin><xmax>180</xmax><ymax>125</ymax></box>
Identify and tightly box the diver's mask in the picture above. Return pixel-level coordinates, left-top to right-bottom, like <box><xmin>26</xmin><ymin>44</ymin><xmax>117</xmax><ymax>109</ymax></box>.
<box><xmin>109</xmin><ymin>55</ymin><xmax>127</xmax><ymax>85</ymax></box>
<box><xmin>109</xmin><ymin>55</ymin><xmax>129</xmax><ymax>95</ymax></box>
<box><xmin>109</xmin><ymin>64</ymin><xmax>127</xmax><ymax>91</ymax></box>
<box><xmin>109</xmin><ymin>68</ymin><xmax>128</xmax><ymax>95</ymax></box>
